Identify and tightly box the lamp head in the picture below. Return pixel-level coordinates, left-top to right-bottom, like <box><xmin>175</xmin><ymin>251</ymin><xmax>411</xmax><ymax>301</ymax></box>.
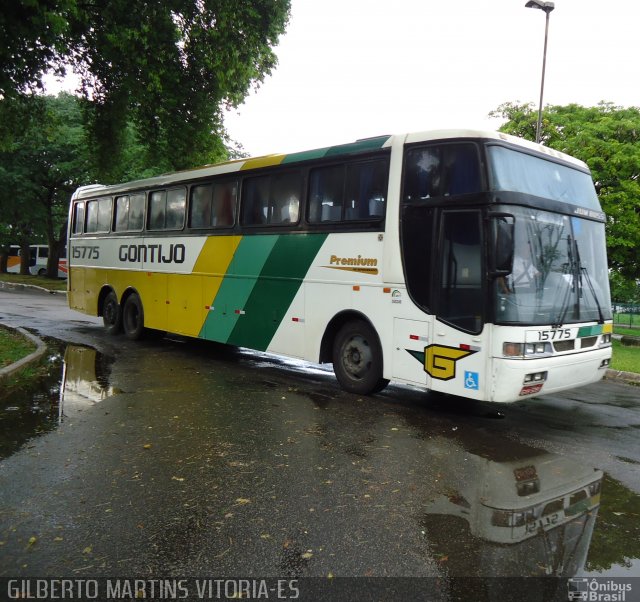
<box><xmin>525</xmin><ymin>0</ymin><xmax>555</xmax><ymax>13</ymax></box>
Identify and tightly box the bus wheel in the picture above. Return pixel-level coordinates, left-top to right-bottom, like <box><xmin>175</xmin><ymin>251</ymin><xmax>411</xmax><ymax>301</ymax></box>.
<box><xmin>37</xmin><ymin>268</ymin><xmax>46</xmax><ymax>277</ymax></box>
<box><xmin>122</xmin><ymin>293</ymin><xmax>145</xmax><ymax>340</ymax></box>
<box><xmin>332</xmin><ymin>320</ymin><xmax>389</xmax><ymax>395</ymax></box>
<box><xmin>102</xmin><ymin>291</ymin><xmax>122</xmax><ymax>335</ymax></box>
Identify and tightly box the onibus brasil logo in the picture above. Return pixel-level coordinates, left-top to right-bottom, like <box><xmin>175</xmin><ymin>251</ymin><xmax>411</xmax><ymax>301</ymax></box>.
<box><xmin>407</xmin><ymin>344</ymin><xmax>477</xmax><ymax>381</ymax></box>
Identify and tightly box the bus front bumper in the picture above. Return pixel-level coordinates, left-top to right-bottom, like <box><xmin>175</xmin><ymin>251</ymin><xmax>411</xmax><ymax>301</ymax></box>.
<box><xmin>490</xmin><ymin>347</ymin><xmax>612</xmax><ymax>403</ymax></box>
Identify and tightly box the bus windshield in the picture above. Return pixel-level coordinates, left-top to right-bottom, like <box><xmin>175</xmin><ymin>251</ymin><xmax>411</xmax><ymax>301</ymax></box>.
<box><xmin>495</xmin><ymin>207</ymin><xmax>612</xmax><ymax>325</ymax></box>
<box><xmin>488</xmin><ymin>146</ymin><xmax>601</xmax><ymax>210</ymax></box>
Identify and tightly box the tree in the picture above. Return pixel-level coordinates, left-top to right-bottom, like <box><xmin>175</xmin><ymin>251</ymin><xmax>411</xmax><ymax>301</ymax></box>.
<box><xmin>0</xmin><ymin>1</ymin><xmax>75</xmax><ymax>98</ymax></box>
<box><xmin>1</xmin><ymin>1</ymin><xmax>291</xmax><ymax>178</ymax></box>
<box><xmin>0</xmin><ymin>93</ymin><xmax>92</xmax><ymax>277</ymax></box>
<box><xmin>490</xmin><ymin>102</ymin><xmax>640</xmax><ymax>283</ymax></box>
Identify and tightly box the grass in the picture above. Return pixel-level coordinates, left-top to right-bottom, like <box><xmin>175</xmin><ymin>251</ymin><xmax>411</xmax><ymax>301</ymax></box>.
<box><xmin>0</xmin><ymin>272</ymin><xmax>67</xmax><ymax>292</ymax></box>
<box><xmin>0</xmin><ymin>326</ymin><xmax>36</xmax><ymax>368</ymax></box>
<box><xmin>611</xmin><ymin>339</ymin><xmax>640</xmax><ymax>374</ymax></box>
<box><xmin>613</xmin><ymin>325</ymin><xmax>640</xmax><ymax>336</ymax></box>
<box><xmin>613</xmin><ymin>312</ymin><xmax>640</xmax><ymax>330</ymax></box>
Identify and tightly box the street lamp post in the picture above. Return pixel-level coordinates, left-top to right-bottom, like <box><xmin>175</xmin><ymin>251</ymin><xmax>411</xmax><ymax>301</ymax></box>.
<box><xmin>525</xmin><ymin>0</ymin><xmax>555</xmax><ymax>144</ymax></box>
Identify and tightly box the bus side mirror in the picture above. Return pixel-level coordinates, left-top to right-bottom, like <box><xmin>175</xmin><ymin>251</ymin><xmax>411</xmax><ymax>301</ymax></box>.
<box><xmin>489</xmin><ymin>214</ymin><xmax>514</xmax><ymax>276</ymax></box>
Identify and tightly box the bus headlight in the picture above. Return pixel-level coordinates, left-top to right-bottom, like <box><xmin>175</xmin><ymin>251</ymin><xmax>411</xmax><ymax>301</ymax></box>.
<box><xmin>523</xmin><ymin>371</ymin><xmax>548</xmax><ymax>384</ymax></box>
<box><xmin>491</xmin><ymin>508</ymin><xmax>535</xmax><ymax>527</ymax></box>
<box><xmin>503</xmin><ymin>342</ymin><xmax>551</xmax><ymax>357</ymax></box>
<box><xmin>503</xmin><ymin>343</ymin><xmax>524</xmax><ymax>357</ymax></box>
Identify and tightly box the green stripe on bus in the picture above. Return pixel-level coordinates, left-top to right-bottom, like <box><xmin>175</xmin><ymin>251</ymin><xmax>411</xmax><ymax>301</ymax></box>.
<box><xmin>324</xmin><ymin>136</ymin><xmax>391</xmax><ymax>157</ymax></box>
<box><xmin>226</xmin><ymin>233</ymin><xmax>328</xmax><ymax>350</ymax></box>
<box><xmin>578</xmin><ymin>325</ymin><xmax>603</xmax><ymax>337</ymax></box>
<box><xmin>281</xmin><ymin>136</ymin><xmax>391</xmax><ymax>165</ymax></box>
<box><xmin>201</xmin><ymin>235</ymin><xmax>279</xmax><ymax>342</ymax></box>
<box><xmin>281</xmin><ymin>148</ymin><xmax>330</xmax><ymax>164</ymax></box>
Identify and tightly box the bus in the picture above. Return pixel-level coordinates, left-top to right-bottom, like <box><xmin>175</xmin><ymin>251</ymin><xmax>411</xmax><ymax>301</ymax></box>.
<box><xmin>7</xmin><ymin>244</ymin><xmax>68</xmax><ymax>278</ymax></box>
<box><xmin>67</xmin><ymin>129</ymin><xmax>613</xmax><ymax>403</ymax></box>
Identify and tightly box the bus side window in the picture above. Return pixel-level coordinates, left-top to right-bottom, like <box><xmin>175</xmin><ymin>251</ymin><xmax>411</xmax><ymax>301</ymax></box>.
<box><xmin>443</xmin><ymin>144</ymin><xmax>481</xmax><ymax>196</ymax></box>
<box><xmin>73</xmin><ymin>202</ymin><xmax>85</xmax><ymax>235</ymax></box>
<box><xmin>115</xmin><ymin>195</ymin><xmax>130</xmax><ymax>231</ymax></box>
<box><xmin>212</xmin><ymin>181</ymin><xmax>237</xmax><ymax>227</ymax></box>
<box><xmin>345</xmin><ymin>160</ymin><xmax>387</xmax><ymax>220</ymax></box>
<box><xmin>404</xmin><ymin>144</ymin><xmax>481</xmax><ymax>201</ymax></box>
<box><xmin>86</xmin><ymin>200</ymin><xmax>99</xmax><ymax>233</ymax></box>
<box><xmin>129</xmin><ymin>193</ymin><xmax>145</xmax><ymax>230</ymax></box>
<box><xmin>115</xmin><ymin>193</ymin><xmax>145</xmax><ymax>231</ymax></box>
<box><xmin>149</xmin><ymin>191</ymin><xmax>167</xmax><ymax>230</ymax></box>
<box><xmin>308</xmin><ymin>165</ymin><xmax>343</xmax><ymax>223</ymax></box>
<box><xmin>403</xmin><ymin>148</ymin><xmax>442</xmax><ymax>201</ymax></box>
<box><xmin>270</xmin><ymin>172</ymin><xmax>300</xmax><ymax>225</ymax></box>
<box><xmin>241</xmin><ymin>176</ymin><xmax>269</xmax><ymax>226</ymax></box>
<box><xmin>166</xmin><ymin>188</ymin><xmax>186</xmax><ymax>230</ymax></box>
<box><xmin>86</xmin><ymin>198</ymin><xmax>112</xmax><ymax>233</ymax></box>
<box><xmin>149</xmin><ymin>188</ymin><xmax>185</xmax><ymax>231</ymax></box>
<box><xmin>190</xmin><ymin>184</ymin><xmax>213</xmax><ymax>228</ymax></box>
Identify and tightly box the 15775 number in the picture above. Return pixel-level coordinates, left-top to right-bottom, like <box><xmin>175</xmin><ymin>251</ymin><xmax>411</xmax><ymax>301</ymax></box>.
<box><xmin>537</xmin><ymin>328</ymin><xmax>571</xmax><ymax>341</ymax></box>
<box><xmin>72</xmin><ymin>245</ymin><xmax>100</xmax><ymax>260</ymax></box>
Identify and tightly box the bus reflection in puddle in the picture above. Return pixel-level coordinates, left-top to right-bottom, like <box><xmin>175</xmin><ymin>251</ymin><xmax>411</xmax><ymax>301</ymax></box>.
<box><xmin>419</xmin><ymin>445</ymin><xmax>602</xmax><ymax>596</ymax></box>
<box><xmin>0</xmin><ymin>344</ymin><xmax>114</xmax><ymax>458</ymax></box>
<box><xmin>59</xmin><ymin>344</ymin><xmax>115</xmax><ymax>419</ymax></box>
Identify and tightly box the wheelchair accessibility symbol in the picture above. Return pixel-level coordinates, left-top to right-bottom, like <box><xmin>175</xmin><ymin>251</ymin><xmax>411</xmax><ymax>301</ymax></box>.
<box><xmin>464</xmin><ymin>371</ymin><xmax>479</xmax><ymax>390</ymax></box>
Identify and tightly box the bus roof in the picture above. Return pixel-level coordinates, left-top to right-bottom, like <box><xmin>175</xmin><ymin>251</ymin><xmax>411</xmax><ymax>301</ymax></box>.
<box><xmin>72</xmin><ymin>129</ymin><xmax>588</xmax><ymax>200</ymax></box>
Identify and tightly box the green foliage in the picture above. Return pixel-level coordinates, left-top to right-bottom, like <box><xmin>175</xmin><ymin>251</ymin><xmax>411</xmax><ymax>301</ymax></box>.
<box><xmin>1</xmin><ymin>0</ymin><xmax>291</xmax><ymax>178</ymax></box>
<box><xmin>610</xmin><ymin>272</ymin><xmax>640</xmax><ymax>304</ymax></box>
<box><xmin>0</xmin><ymin>93</ymin><xmax>92</xmax><ymax>275</ymax></box>
<box><xmin>490</xmin><ymin>102</ymin><xmax>640</xmax><ymax>282</ymax></box>
<box><xmin>0</xmin><ymin>0</ymin><xmax>76</xmax><ymax>98</ymax></box>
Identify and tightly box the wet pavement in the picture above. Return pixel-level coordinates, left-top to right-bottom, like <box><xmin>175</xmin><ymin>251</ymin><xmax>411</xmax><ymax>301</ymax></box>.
<box><xmin>0</xmin><ymin>287</ymin><xmax>639</xmax><ymax>599</ymax></box>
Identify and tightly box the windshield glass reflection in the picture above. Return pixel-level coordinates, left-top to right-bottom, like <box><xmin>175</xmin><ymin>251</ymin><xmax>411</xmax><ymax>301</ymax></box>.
<box><xmin>495</xmin><ymin>207</ymin><xmax>612</xmax><ymax>325</ymax></box>
<box><xmin>488</xmin><ymin>146</ymin><xmax>601</xmax><ymax>210</ymax></box>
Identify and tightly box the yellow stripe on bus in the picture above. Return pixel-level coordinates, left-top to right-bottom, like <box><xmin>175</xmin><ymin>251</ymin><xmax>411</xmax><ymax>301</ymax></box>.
<box><xmin>240</xmin><ymin>155</ymin><xmax>286</xmax><ymax>170</ymax></box>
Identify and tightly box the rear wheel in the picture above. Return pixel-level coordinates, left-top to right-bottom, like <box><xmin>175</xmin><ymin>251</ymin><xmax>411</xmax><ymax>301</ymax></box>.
<box><xmin>102</xmin><ymin>291</ymin><xmax>122</xmax><ymax>335</ymax></box>
<box><xmin>122</xmin><ymin>293</ymin><xmax>145</xmax><ymax>340</ymax></box>
<box><xmin>332</xmin><ymin>320</ymin><xmax>389</xmax><ymax>395</ymax></box>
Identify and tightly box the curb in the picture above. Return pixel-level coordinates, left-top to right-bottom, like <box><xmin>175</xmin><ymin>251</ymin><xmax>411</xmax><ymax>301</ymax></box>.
<box><xmin>605</xmin><ymin>369</ymin><xmax>640</xmax><ymax>386</ymax></box>
<box><xmin>0</xmin><ymin>280</ymin><xmax>67</xmax><ymax>295</ymax></box>
<box><xmin>0</xmin><ymin>324</ymin><xmax>47</xmax><ymax>379</ymax></box>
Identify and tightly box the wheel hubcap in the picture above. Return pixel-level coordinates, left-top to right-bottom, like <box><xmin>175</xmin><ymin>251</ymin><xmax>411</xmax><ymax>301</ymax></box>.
<box><xmin>342</xmin><ymin>336</ymin><xmax>372</xmax><ymax>379</ymax></box>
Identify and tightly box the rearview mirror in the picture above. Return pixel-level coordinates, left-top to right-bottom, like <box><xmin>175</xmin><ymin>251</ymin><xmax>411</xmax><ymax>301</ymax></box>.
<box><xmin>489</xmin><ymin>214</ymin><xmax>514</xmax><ymax>275</ymax></box>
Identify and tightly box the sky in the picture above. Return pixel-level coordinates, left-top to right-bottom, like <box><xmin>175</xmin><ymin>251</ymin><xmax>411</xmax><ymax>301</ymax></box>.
<box><xmin>222</xmin><ymin>0</ymin><xmax>639</xmax><ymax>157</ymax></box>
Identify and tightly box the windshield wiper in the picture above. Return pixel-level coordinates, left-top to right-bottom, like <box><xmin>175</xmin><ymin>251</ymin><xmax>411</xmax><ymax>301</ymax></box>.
<box><xmin>552</xmin><ymin>235</ymin><xmax>578</xmax><ymax>328</ymax></box>
<box><xmin>575</xmin><ymin>241</ymin><xmax>605</xmax><ymax>324</ymax></box>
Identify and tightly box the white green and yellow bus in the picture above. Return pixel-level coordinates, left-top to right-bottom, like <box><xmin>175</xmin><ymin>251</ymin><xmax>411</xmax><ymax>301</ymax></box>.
<box><xmin>67</xmin><ymin>129</ymin><xmax>612</xmax><ymax>403</ymax></box>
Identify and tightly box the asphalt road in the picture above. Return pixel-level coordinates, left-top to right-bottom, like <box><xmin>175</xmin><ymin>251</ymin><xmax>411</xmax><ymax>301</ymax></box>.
<box><xmin>0</xmin><ymin>285</ymin><xmax>638</xmax><ymax>599</ymax></box>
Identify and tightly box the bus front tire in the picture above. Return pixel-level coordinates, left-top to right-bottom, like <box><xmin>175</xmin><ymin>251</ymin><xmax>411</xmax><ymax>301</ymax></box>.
<box><xmin>122</xmin><ymin>294</ymin><xmax>145</xmax><ymax>340</ymax></box>
<box><xmin>332</xmin><ymin>320</ymin><xmax>389</xmax><ymax>395</ymax></box>
<box><xmin>102</xmin><ymin>291</ymin><xmax>122</xmax><ymax>335</ymax></box>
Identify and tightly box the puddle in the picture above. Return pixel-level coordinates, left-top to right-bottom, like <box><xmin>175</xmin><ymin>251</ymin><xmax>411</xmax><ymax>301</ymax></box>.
<box><xmin>402</xmin><ymin>422</ymin><xmax>640</xmax><ymax>582</ymax></box>
<box><xmin>0</xmin><ymin>342</ymin><xmax>115</xmax><ymax>459</ymax></box>
<box><xmin>59</xmin><ymin>344</ymin><xmax>116</xmax><ymax>412</ymax></box>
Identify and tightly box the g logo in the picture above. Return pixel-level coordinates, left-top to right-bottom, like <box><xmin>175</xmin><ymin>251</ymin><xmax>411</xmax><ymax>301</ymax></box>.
<box><xmin>424</xmin><ymin>344</ymin><xmax>476</xmax><ymax>381</ymax></box>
